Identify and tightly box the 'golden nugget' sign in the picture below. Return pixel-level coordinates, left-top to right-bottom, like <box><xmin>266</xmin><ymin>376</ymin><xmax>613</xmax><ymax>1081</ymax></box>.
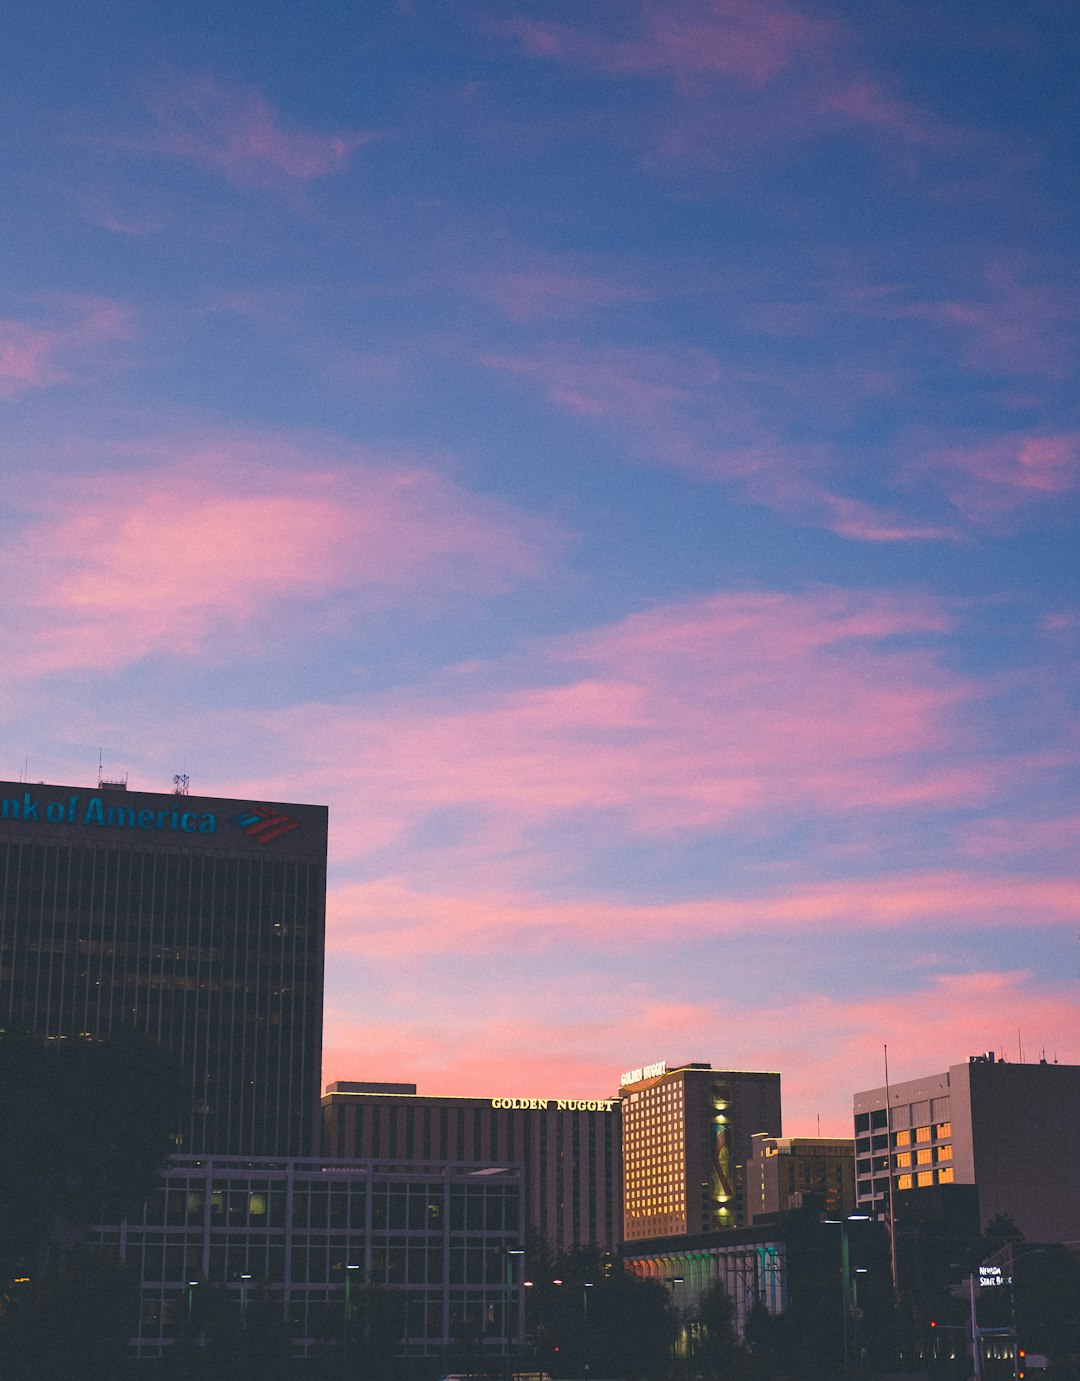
<box><xmin>491</xmin><ymin>1097</ymin><xmax>617</xmax><ymax>1112</ymax></box>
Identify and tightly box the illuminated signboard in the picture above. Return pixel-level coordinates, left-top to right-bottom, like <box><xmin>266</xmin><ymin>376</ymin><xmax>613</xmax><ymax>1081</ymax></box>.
<box><xmin>979</xmin><ymin>1266</ymin><xmax>1012</xmax><ymax>1287</ymax></box>
<box><xmin>620</xmin><ymin>1060</ymin><xmax>667</xmax><ymax>1087</ymax></box>
<box><xmin>1</xmin><ymin>790</ymin><xmax>217</xmax><ymax>835</ymax></box>
<box><xmin>1</xmin><ymin>789</ymin><xmax>302</xmax><ymax>846</ymax></box>
<box><xmin>490</xmin><ymin>1098</ymin><xmax>617</xmax><ymax>1112</ymax></box>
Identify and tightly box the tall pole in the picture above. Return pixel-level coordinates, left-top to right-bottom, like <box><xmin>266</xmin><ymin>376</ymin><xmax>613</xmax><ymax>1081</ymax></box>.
<box><xmin>970</xmin><ymin>1273</ymin><xmax>982</xmax><ymax>1381</ymax></box>
<box><xmin>884</xmin><ymin>1044</ymin><xmax>899</xmax><ymax>1301</ymax></box>
<box><xmin>505</xmin><ymin>1248</ymin><xmax>524</xmax><ymax>1381</ymax></box>
<box><xmin>583</xmin><ymin>1281</ymin><xmax>593</xmax><ymax>1378</ymax></box>
<box><xmin>343</xmin><ymin>1263</ymin><xmax>360</xmax><ymax>1381</ymax></box>
<box><xmin>840</xmin><ymin>1223</ymin><xmax>851</xmax><ymax>1378</ymax></box>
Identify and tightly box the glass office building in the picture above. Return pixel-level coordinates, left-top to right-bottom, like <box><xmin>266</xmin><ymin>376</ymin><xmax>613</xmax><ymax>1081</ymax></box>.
<box><xmin>87</xmin><ymin>1154</ymin><xmax>525</xmax><ymax>1362</ymax></box>
<box><xmin>0</xmin><ymin>779</ymin><xmax>327</xmax><ymax>1157</ymax></box>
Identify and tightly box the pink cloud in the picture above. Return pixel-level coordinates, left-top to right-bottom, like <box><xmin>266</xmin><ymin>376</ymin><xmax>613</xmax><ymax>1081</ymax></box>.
<box><xmin>0</xmin><ymin>298</ymin><xmax>134</xmax><ymax>399</ymax></box>
<box><xmin>816</xmin><ymin>79</ymin><xmax>964</xmax><ymax>149</ymax></box>
<box><xmin>484</xmin><ymin>344</ymin><xmax>956</xmax><ymax>541</ymax></box>
<box><xmin>503</xmin><ymin>0</ymin><xmax>835</xmax><ymax>90</ymax></box>
<box><xmin>321</xmin><ymin>970</ymin><xmax>1078</xmax><ymax>1133</ymax></box>
<box><xmin>851</xmin><ymin>258</ymin><xmax>1080</xmax><ymax>380</ymax></box>
<box><xmin>138</xmin><ymin>76</ymin><xmax>373</xmax><ymax>186</ymax></box>
<box><xmin>322</xmin><ymin>868</ymin><xmax>1080</xmax><ymax>962</ymax></box>
<box><xmin>920</xmin><ymin>431</ymin><xmax>1080</xmax><ymax>523</ymax></box>
<box><xmin>499</xmin><ymin>0</ymin><xmax>967</xmax><ymax>166</ymax></box>
<box><xmin>0</xmin><ymin>434</ymin><xmax>560</xmax><ymax>677</ymax></box>
<box><xmin>245</xmin><ymin>587</ymin><xmax>1003</xmax><ymax>866</ymax></box>
<box><xmin>758</xmin><ymin>973</ymin><xmax>1080</xmax><ymax>1132</ymax></box>
<box><xmin>476</xmin><ymin>270</ymin><xmax>649</xmax><ymax>321</ymax></box>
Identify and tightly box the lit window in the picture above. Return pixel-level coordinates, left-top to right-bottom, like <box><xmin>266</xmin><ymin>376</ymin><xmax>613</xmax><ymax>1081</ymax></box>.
<box><xmin>915</xmin><ymin>1126</ymin><xmax>930</xmax><ymax>1143</ymax></box>
<box><xmin>916</xmin><ymin>1149</ymin><xmax>932</xmax><ymax>1166</ymax></box>
<box><xmin>935</xmin><ymin>1122</ymin><xmax>952</xmax><ymax>1139</ymax></box>
<box><xmin>895</xmin><ymin>1152</ymin><xmax>912</xmax><ymax>1169</ymax></box>
<box><xmin>917</xmin><ymin>1171</ymin><xmax>933</xmax><ymax>1187</ymax></box>
<box><xmin>936</xmin><ymin>1144</ymin><xmax>952</xmax><ymax>1161</ymax></box>
<box><xmin>938</xmin><ymin>1167</ymin><xmax>954</xmax><ymax>1184</ymax></box>
<box><xmin>894</xmin><ymin>1130</ymin><xmax>911</xmax><ymax>1147</ymax></box>
<box><xmin>897</xmin><ymin>1174</ymin><xmax>913</xmax><ymax>1191</ymax></box>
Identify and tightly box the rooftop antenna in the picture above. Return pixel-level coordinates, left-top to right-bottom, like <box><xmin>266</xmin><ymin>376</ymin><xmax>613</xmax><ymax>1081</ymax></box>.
<box><xmin>173</xmin><ymin>774</ymin><xmax>190</xmax><ymax>796</ymax></box>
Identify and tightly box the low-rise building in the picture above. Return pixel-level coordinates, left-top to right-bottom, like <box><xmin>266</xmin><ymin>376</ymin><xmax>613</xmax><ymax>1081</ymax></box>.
<box><xmin>88</xmin><ymin>1153</ymin><xmax>525</xmax><ymax>1363</ymax></box>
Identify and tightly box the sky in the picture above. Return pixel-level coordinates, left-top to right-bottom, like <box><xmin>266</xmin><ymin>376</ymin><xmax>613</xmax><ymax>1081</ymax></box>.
<box><xmin>2</xmin><ymin>0</ymin><xmax>1078</xmax><ymax>1133</ymax></box>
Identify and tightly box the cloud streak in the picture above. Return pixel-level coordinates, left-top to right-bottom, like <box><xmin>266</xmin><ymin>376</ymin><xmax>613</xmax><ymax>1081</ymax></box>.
<box><xmin>0</xmin><ymin>433</ymin><xmax>561</xmax><ymax>678</ymax></box>
<box><xmin>135</xmin><ymin>76</ymin><xmax>374</xmax><ymax>186</ymax></box>
<box><xmin>0</xmin><ymin>299</ymin><xmax>134</xmax><ymax>399</ymax></box>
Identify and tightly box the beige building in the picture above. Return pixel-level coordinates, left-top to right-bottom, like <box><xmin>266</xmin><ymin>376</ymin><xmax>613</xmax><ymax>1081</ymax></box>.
<box><xmin>619</xmin><ymin>1060</ymin><xmax>781</xmax><ymax>1241</ymax></box>
<box><xmin>853</xmin><ymin>1053</ymin><xmax>1080</xmax><ymax>1242</ymax></box>
<box><xmin>747</xmin><ymin>1135</ymin><xmax>855</xmax><ymax>1221</ymax></box>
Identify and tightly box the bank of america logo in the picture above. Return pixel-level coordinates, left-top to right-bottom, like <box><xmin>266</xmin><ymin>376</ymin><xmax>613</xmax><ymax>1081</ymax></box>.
<box><xmin>230</xmin><ymin>805</ymin><xmax>300</xmax><ymax>845</ymax></box>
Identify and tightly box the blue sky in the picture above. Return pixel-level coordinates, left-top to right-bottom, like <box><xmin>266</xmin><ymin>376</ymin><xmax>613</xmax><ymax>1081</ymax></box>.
<box><xmin>2</xmin><ymin>0</ymin><xmax>1078</xmax><ymax>1128</ymax></box>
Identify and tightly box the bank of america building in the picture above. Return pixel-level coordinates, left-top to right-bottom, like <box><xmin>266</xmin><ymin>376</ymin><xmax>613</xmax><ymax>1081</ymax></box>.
<box><xmin>0</xmin><ymin>778</ymin><xmax>326</xmax><ymax>1156</ymax></box>
<box><xmin>0</xmin><ymin>779</ymin><xmax>525</xmax><ymax>1363</ymax></box>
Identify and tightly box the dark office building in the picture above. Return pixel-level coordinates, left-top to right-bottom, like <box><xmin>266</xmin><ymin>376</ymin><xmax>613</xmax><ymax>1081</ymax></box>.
<box><xmin>323</xmin><ymin>1081</ymin><xmax>622</xmax><ymax>1254</ymax></box>
<box><xmin>0</xmin><ymin>778</ymin><xmax>326</xmax><ymax>1156</ymax></box>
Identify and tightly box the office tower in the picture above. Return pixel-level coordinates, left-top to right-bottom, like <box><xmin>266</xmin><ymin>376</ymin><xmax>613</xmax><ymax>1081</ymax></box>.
<box><xmin>0</xmin><ymin>778</ymin><xmax>326</xmax><ymax>1156</ymax></box>
<box><xmin>323</xmin><ymin>1080</ymin><xmax>622</xmax><ymax>1254</ymax></box>
<box><xmin>853</xmin><ymin>1052</ymin><xmax>1080</xmax><ymax>1242</ymax></box>
<box><xmin>747</xmin><ymin>1134</ymin><xmax>855</xmax><ymax>1221</ymax></box>
<box><xmin>619</xmin><ymin>1060</ymin><xmax>782</xmax><ymax>1240</ymax></box>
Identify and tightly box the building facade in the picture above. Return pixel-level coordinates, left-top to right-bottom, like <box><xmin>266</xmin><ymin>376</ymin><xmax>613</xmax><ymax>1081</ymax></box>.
<box><xmin>322</xmin><ymin>1081</ymin><xmax>622</xmax><ymax>1255</ymax></box>
<box><xmin>747</xmin><ymin>1135</ymin><xmax>855</xmax><ymax>1222</ymax></box>
<box><xmin>619</xmin><ymin>1060</ymin><xmax>782</xmax><ymax>1241</ymax></box>
<box><xmin>853</xmin><ymin>1053</ymin><xmax>1080</xmax><ymax>1242</ymax></box>
<box><xmin>87</xmin><ymin>1154</ymin><xmax>524</xmax><ymax>1362</ymax></box>
<box><xmin>0</xmin><ymin>779</ymin><xmax>326</xmax><ymax>1157</ymax></box>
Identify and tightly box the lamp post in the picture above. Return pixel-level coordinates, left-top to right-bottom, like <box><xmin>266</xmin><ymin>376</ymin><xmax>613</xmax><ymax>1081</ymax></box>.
<box><xmin>582</xmin><ymin>1281</ymin><xmax>593</xmax><ymax>1378</ymax></box>
<box><xmin>853</xmin><ymin>1268</ymin><xmax>867</xmax><ymax>1376</ymax></box>
<box><xmin>342</xmin><ymin>1262</ymin><xmax>360</xmax><ymax>1380</ymax></box>
<box><xmin>823</xmin><ymin>1214</ymin><xmax>871</xmax><ymax>1377</ymax></box>
<box><xmin>669</xmin><ymin>1275</ymin><xmax>685</xmax><ymax>1374</ymax></box>
<box><xmin>186</xmin><ymin>1280</ymin><xmax>199</xmax><ymax>1333</ymax></box>
<box><xmin>505</xmin><ymin>1248</ymin><xmax>524</xmax><ymax>1381</ymax></box>
<box><xmin>239</xmin><ymin>1272</ymin><xmax>252</xmax><ymax>1329</ymax></box>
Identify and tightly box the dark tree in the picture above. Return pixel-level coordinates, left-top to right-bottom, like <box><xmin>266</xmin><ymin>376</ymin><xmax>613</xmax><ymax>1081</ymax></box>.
<box><xmin>0</xmin><ymin>1245</ymin><xmax>140</xmax><ymax>1381</ymax></box>
<box><xmin>346</xmin><ymin>1281</ymin><xmax>408</xmax><ymax>1380</ymax></box>
<box><xmin>0</xmin><ymin>1029</ymin><xmax>186</xmax><ymax>1378</ymax></box>
<box><xmin>0</xmin><ymin>1027</ymin><xmax>186</xmax><ymax>1282</ymax></box>
<box><xmin>980</xmin><ymin>1213</ymin><xmax>1024</xmax><ymax>1258</ymax></box>
<box><xmin>696</xmin><ymin>1279</ymin><xmax>738</xmax><ymax>1377</ymax></box>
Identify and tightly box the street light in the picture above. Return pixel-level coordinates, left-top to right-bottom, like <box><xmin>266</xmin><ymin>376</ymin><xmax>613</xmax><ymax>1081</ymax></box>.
<box><xmin>342</xmin><ymin>1263</ymin><xmax>360</xmax><ymax>1380</ymax></box>
<box><xmin>583</xmin><ymin>1281</ymin><xmax>594</xmax><ymax>1379</ymax></box>
<box><xmin>239</xmin><ymin>1272</ymin><xmax>252</xmax><ymax>1328</ymax></box>
<box><xmin>823</xmin><ymin>1215</ymin><xmax>871</xmax><ymax>1377</ymax></box>
<box><xmin>505</xmin><ymin>1248</ymin><xmax>525</xmax><ymax>1381</ymax></box>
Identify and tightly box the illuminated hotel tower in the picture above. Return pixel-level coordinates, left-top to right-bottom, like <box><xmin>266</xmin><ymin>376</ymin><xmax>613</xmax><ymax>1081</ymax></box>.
<box><xmin>619</xmin><ymin>1061</ymin><xmax>781</xmax><ymax>1241</ymax></box>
